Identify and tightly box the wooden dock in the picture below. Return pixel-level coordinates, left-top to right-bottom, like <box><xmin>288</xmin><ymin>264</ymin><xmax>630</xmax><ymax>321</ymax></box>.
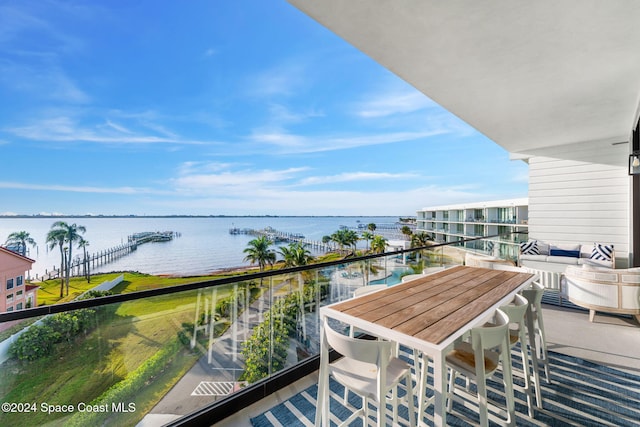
<box><xmin>38</xmin><ymin>231</ymin><xmax>179</xmax><ymax>281</ymax></box>
<box><xmin>229</xmin><ymin>226</ymin><xmax>334</xmax><ymax>252</ymax></box>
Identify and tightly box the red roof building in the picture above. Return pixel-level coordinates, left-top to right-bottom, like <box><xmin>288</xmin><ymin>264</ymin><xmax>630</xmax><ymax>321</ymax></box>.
<box><xmin>0</xmin><ymin>247</ymin><xmax>37</xmax><ymax>312</ymax></box>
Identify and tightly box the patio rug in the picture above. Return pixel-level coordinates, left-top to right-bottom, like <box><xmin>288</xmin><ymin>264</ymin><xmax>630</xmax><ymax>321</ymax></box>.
<box><xmin>250</xmin><ymin>348</ymin><xmax>640</xmax><ymax>427</ymax></box>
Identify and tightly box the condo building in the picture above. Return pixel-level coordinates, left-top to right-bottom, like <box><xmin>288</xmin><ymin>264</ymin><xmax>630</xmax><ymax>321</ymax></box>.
<box><xmin>416</xmin><ymin>198</ymin><xmax>529</xmax><ymax>261</ymax></box>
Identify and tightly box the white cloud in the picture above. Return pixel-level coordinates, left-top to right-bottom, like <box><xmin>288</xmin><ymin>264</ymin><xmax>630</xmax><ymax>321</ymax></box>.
<box><xmin>354</xmin><ymin>89</ymin><xmax>437</xmax><ymax>118</ymax></box>
<box><xmin>0</xmin><ymin>61</ymin><xmax>90</xmax><ymax>104</ymax></box>
<box><xmin>153</xmin><ymin>184</ymin><xmax>500</xmax><ymax>216</ymax></box>
<box><xmin>0</xmin><ymin>181</ymin><xmax>163</xmax><ymax>195</ymax></box>
<box><xmin>248</xmin><ymin>62</ymin><xmax>308</xmax><ymax>97</ymax></box>
<box><xmin>102</xmin><ymin>119</ymin><xmax>134</xmax><ymax>134</ymax></box>
<box><xmin>267</xmin><ymin>103</ymin><xmax>324</xmax><ymax>124</ymax></box>
<box><xmin>203</xmin><ymin>48</ymin><xmax>217</xmax><ymax>57</ymax></box>
<box><xmin>171</xmin><ymin>165</ymin><xmax>308</xmax><ymax>194</ymax></box>
<box><xmin>300</xmin><ymin>172</ymin><xmax>418</xmax><ymax>185</ymax></box>
<box><xmin>249</xmin><ymin>129</ymin><xmax>446</xmax><ymax>154</ymax></box>
<box><xmin>8</xmin><ymin>115</ymin><xmax>212</xmax><ymax>146</ymax></box>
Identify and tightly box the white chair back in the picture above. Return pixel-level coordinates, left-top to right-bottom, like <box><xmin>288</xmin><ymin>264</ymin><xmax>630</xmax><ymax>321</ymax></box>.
<box><xmin>499</xmin><ymin>293</ymin><xmax>528</xmax><ymax>324</ymax></box>
<box><xmin>521</xmin><ymin>281</ymin><xmax>544</xmax><ymax>308</ymax></box>
<box><xmin>471</xmin><ymin>309</ymin><xmax>510</xmax><ymax>354</ymax></box>
<box><xmin>324</xmin><ymin>319</ymin><xmax>392</xmax><ymax>365</ymax></box>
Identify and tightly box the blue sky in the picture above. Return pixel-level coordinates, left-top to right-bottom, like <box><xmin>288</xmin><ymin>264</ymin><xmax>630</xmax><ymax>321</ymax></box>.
<box><xmin>0</xmin><ymin>0</ymin><xmax>528</xmax><ymax>216</ymax></box>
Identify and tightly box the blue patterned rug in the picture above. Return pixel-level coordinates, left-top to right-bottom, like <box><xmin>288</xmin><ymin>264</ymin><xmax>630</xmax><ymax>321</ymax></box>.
<box><xmin>251</xmin><ymin>349</ymin><xmax>640</xmax><ymax>427</ymax></box>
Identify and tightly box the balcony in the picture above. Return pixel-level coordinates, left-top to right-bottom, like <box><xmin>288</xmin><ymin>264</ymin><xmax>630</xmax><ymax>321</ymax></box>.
<box><xmin>0</xmin><ymin>234</ymin><xmax>638</xmax><ymax>427</ymax></box>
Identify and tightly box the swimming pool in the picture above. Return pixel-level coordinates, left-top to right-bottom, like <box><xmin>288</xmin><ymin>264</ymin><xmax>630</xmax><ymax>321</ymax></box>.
<box><xmin>369</xmin><ymin>268</ymin><xmax>412</xmax><ymax>286</ymax></box>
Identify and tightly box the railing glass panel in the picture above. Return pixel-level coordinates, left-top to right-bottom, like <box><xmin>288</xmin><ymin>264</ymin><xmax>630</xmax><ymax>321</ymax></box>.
<box><xmin>0</xmin><ymin>233</ymin><xmax>526</xmax><ymax>426</ymax></box>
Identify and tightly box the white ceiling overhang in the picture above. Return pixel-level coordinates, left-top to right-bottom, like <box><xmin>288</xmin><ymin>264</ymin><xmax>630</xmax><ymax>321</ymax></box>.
<box><xmin>288</xmin><ymin>1</ymin><xmax>640</xmax><ymax>161</ymax></box>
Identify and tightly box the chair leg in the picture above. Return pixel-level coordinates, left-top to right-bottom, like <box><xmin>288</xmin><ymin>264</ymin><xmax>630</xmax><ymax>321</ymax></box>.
<box><xmin>501</xmin><ymin>348</ymin><xmax>516</xmax><ymax>427</ymax></box>
<box><xmin>476</xmin><ymin>375</ymin><xmax>490</xmax><ymax>427</ymax></box>
<box><xmin>536</xmin><ymin>318</ymin><xmax>551</xmax><ymax>384</ymax></box>
<box><xmin>391</xmin><ymin>386</ymin><xmax>399</xmax><ymax>425</ymax></box>
<box><xmin>447</xmin><ymin>369</ymin><xmax>456</xmax><ymax>412</ymax></box>
<box><xmin>405</xmin><ymin>371</ymin><xmax>416</xmax><ymax>427</ymax></box>
<box><xmin>518</xmin><ymin>331</ymin><xmax>535</xmax><ymax>417</ymax></box>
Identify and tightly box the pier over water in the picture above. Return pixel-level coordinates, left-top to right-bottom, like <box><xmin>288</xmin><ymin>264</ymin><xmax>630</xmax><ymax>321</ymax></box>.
<box><xmin>38</xmin><ymin>231</ymin><xmax>179</xmax><ymax>281</ymax></box>
<box><xmin>229</xmin><ymin>226</ymin><xmax>333</xmax><ymax>252</ymax></box>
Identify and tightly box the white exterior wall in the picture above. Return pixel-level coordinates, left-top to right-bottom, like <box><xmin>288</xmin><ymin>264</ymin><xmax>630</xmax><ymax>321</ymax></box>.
<box><xmin>527</xmin><ymin>141</ymin><xmax>630</xmax><ymax>267</ymax></box>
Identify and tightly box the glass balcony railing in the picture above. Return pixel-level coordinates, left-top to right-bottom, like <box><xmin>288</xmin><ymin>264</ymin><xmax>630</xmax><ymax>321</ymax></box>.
<box><xmin>0</xmin><ymin>232</ymin><xmax>527</xmax><ymax>427</ymax></box>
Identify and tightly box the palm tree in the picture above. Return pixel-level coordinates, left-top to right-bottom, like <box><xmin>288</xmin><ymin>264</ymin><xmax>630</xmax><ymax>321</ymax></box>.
<box><xmin>344</xmin><ymin>229</ymin><xmax>359</xmax><ymax>253</ymax></box>
<box><xmin>78</xmin><ymin>238</ymin><xmax>90</xmax><ymax>283</ymax></box>
<box><xmin>367</xmin><ymin>222</ymin><xmax>377</xmax><ymax>235</ymax></box>
<box><xmin>330</xmin><ymin>229</ymin><xmax>349</xmax><ymax>253</ymax></box>
<box><xmin>411</xmin><ymin>232</ymin><xmax>434</xmax><ymax>263</ymax></box>
<box><xmin>48</xmin><ymin>221</ymin><xmax>86</xmax><ymax>295</ymax></box>
<box><xmin>278</xmin><ymin>242</ymin><xmax>314</xmax><ymax>268</ymax></box>
<box><xmin>46</xmin><ymin>227</ymin><xmax>67</xmax><ymax>297</ymax></box>
<box><xmin>411</xmin><ymin>232</ymin><xmax>433</xmax><ymax>249</ymax></box>
<box><xmin>331</xmin><ymin>229</ymin><xmax>360</xmax><ymax>254</ymax></box>
<box><xmin>401</xmin><ymin>225</ymin><xmax>413</xmax><ymax>240</ymax></box>
<box><xmin>321</xmin><ymin>235</ymin><xmax>332</xmax><ymax>251</ymax></box>
<box><xmin>361</xmin><ymin>231</ymin><xmax>373</xmax><ymax>251</ymax></box>
<box><xmin>371</xmin><ymin>235</ymin><xmax>388</xmax><ymax>254</ymax></box>
<box><xmin>243</xmin><ymin>236</ymin><xmax>276</xmax><ymax>286</ymax></box>
<box><xmin>277</xmin><ymin>241</ymin><xmax>314</xmax><ymax>341</ymax></box>
<box><xmin>4</xmin><ymin>231</ymin><xmax>37</xmax><ymax>257</ymax></box>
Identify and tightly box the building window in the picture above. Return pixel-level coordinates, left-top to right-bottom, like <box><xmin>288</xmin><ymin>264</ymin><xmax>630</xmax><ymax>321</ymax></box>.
<box><xmin>6</xmin><ymin>306</ymin><xmax>13</xmax><ymax>312</ymax></box>
<box><xmin>6</xmin><ymin>278</ymin><xmax>13</xmax><ymax>290</ymax></box>
<box><xmin>6</xmin><ymin>294</ymin><xmax>13</xmax><ymax>304</ymax></box>
<box><xmin>16</xmin><ymin>302</ymin><xmax>23</xmax><ymax>310</ymax></box>
<box><xmin>16</xmin><ymin>276</ymin><xmax>23</xmax><ymax>286</ymax></box>
<box><xmin>16</xmin><ymin>290</ymin><xmax>23</xmax><ymax>299</ymax></box>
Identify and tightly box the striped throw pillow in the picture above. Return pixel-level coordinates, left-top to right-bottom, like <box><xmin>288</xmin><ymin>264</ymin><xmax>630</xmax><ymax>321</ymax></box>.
<box><xmin>591</xmin><ymin>243</ymin><xmax>614</xmax><ymax>262</ymax></box>
<box><xmin>519</xmin><ymin>240</ymin><xmax>539</xmax><ymax>255</ymax></box>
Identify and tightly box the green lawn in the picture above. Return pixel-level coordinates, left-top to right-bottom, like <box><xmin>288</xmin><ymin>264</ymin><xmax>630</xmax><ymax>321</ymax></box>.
<box><xmin>0</xmin><ymin>271</ymin><xmax>254</xmax><ymax>426</ymax></box>
<box><xmin>2</xmin><ymin>259</ymin><xmax>335</xmax><ymax>426</ymax></box>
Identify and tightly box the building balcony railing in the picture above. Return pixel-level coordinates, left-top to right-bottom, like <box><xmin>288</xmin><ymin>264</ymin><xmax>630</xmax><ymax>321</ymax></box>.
<box><xmin>0</xmin><ymin>232</ymin><xmax>528</xmax><ymax>427</ymax></box>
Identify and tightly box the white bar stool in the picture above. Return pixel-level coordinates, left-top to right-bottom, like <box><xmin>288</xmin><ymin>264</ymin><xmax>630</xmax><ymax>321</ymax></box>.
<box><xmin>500</xmin><ymin>293</ymin><xmax>537</xmax><ymax>416</ymax></box>
<box><xmin>521</xmin><ymin>281</ymin><xmax>551</xmax><ymax>385</ymax></box>
<box><xmin>445</xmin><ymin>309</ymin><xmax>515</xmax><ymax>427</ymax></box>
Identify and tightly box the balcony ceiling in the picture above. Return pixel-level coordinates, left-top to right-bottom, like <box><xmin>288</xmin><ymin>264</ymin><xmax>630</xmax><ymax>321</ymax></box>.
<box><xmin>288</xmin><ymin>1</ymin><xmax>640</xmax><ymax>158</ymax></box>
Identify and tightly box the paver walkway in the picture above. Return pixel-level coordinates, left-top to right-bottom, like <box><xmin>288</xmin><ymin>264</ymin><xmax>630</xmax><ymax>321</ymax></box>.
<box><xmin>141</xmin><ymin>280</ymin><xmax>290</xmax><ymax>423</ymax></box>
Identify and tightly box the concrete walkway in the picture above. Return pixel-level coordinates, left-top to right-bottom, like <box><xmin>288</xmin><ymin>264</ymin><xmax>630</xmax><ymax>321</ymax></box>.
<box><xmin>138</xmin><ymin>265</ymin><xmax>400</xmax><ymax>426</ymax></box>
<box><xmin>138</xmin><ymin>280</ymin><xmax>290</xmax><ymax>426</ymax></box>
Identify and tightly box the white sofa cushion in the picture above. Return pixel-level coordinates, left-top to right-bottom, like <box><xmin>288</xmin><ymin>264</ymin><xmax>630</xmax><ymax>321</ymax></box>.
<box><xmin>549</xmin><ymin>255</ymin><xmax>582</xmax><ymax>265</ymax></box>
<box><xmin>519</xmin><ymin>254</ymin><xmax>548</xmax><ymax>262</ymax></box>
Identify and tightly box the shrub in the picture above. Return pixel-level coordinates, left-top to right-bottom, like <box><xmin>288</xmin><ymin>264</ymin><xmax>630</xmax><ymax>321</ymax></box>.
<box><xmin>9</xmin><ymin>324</ymin><xmax>59</xmax><ymax>361</ymax></box>
<box><xmin>9</xmin><ymin>309</ymin><xmax>96</xmax><ymax>361</ymax></box>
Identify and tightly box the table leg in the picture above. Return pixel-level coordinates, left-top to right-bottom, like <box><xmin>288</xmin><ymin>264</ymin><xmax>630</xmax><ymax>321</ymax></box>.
<box><xmin>316</xmin><ymin>321</ymin><xmax>329</xmax><ymax>427</ymax></box>
<box><xmin>418</xmin><ymin>354</ymin><xmax>427</xmax><ymax>424</ymax></box>
<box><xmin>432</xmin><ymin>352</ymin><xmax>448</xmax><ymax>427</ymax></box>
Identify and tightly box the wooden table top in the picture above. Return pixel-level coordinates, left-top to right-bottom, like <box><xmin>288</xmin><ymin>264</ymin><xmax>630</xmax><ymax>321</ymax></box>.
<box><xmin>325</xmin><ymin>265</ymin><xmax>535</xmax><ymax>345</ymax></box>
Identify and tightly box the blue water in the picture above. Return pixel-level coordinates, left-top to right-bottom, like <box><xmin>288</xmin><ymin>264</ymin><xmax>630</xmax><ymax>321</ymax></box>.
<box><xmin>0</xmin><ymin>216</ymin><xmax>398</xmax><ymax>278</ymax></box>
<box><xmin>370</xmin><ymin>267</ymin><xmax>412</xmax><ymax>286</ymax></box>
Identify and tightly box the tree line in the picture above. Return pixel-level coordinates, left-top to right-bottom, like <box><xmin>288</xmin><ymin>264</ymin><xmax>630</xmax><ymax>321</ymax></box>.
<box><xmin>4</xmin><ymin>221</ymin><xmax>91</xmax><ymax>297</ymax></box>
<box><xmin>242</xmin><ymin>222</ymin><xmax>434</xmax><ymax>273</ymax></box>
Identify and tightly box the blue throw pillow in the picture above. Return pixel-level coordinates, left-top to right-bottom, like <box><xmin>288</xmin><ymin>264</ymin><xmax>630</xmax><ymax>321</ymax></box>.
<box><xmin>549</xmin><ymin>245</ymin><xmax>580</xmax><ymax>258</ymax></box>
